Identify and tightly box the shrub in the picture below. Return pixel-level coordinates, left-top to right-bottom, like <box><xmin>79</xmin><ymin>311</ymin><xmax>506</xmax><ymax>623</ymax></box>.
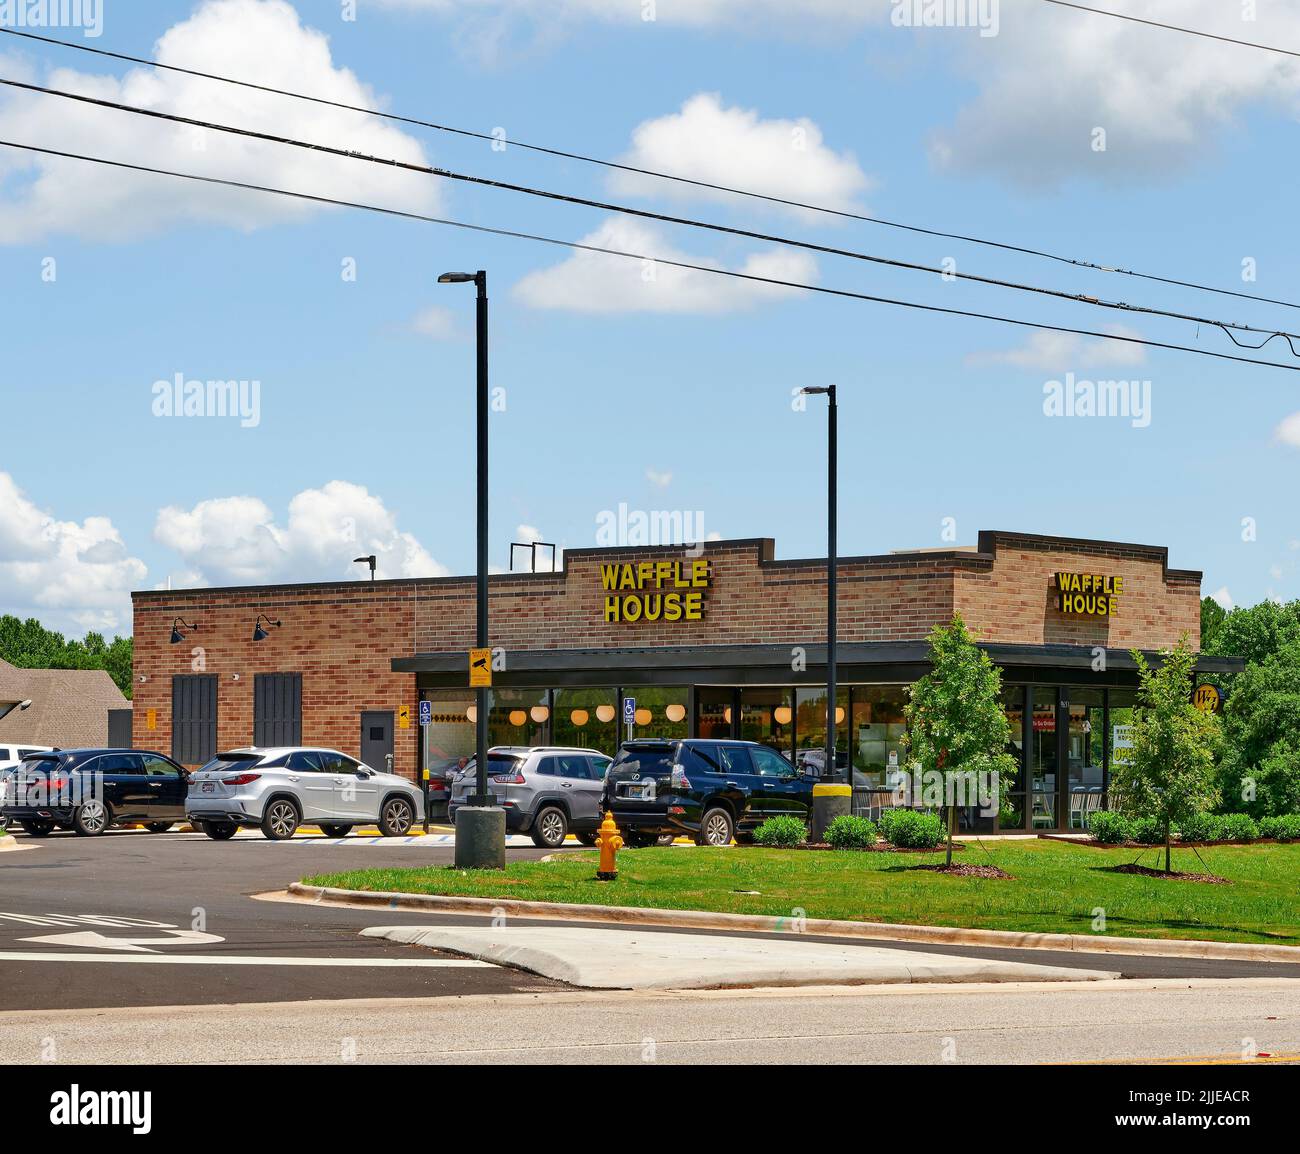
<box><xmin>824</xmin><ymin>814</ymin><xmax>877</xmax><ymax>849</ymax></box>
<box><xmin>1088</xmin><ymin>810</ymin><xmax>1132</xmax><ymax>844</ymax></box>
<box><xmin>1216</xmin><ymin>813</ymin><xmax>1260</xmax><ymax>843</ymax></box>
<box><xmin>1178</xmin><ymin>812</ymin><xmax>1224</xmax><ymax>843</ymax></box>
<box><xmin>1260</xmin><ymin>814</ymin><xmax>1300</xmax><ymax>842</ymax></box>
<box><xmin>880</xmin><ymin>809</ymin><xmax>944</xmax><ymax>849</ymax></box>
<box><xmin>1129</xmin><ymin>815</ymin><xmax>1167</xmax><ymax>845</ymax></box>
<box><xmin>752</xmin><ymin>815</ymin><xmax>807</xmax><ymax>848</ymax></box>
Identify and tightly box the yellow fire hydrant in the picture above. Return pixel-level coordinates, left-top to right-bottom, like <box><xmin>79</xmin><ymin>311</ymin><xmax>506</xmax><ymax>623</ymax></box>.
<box><xmin>595</xmin><ymin>811</ymin><xmax>623</xmax><ymax>881</ymax></box>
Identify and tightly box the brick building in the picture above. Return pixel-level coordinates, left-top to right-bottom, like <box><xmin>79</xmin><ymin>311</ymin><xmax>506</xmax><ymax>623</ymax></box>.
<box><xmin>131</xmin><ymin>529</ymin><xmax>1234</xmax><ymax>833</ymax></box>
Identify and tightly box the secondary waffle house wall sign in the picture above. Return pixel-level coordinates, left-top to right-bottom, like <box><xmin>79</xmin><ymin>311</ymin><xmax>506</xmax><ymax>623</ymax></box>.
<box><xmin>1056</xmin><ymin>571</ymin><xmax>1124</xmax><ymax>617</ymax></box>
<box><xmin>601</xmin><ymin>559</ymin><xmax>712</xmax><ymax>624</ymax></box>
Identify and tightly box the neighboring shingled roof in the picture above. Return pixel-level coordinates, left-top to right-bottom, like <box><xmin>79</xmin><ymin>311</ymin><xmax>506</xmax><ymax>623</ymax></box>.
<box><xmin>0</xmin><ymin>658</ymin><xmax>130</xmax><ymax>748</ymax></box>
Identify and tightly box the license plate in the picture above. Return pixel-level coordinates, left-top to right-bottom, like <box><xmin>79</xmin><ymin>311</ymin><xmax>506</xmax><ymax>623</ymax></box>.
<box><xmin>623</xmin><ymin>782</ymin><xmax>651</xmax><ymax>800</ymax></box>
<box><xmin>201</xmin><ymin>782</ymin><xmax>215</xmax><ymax>793</ymax></box>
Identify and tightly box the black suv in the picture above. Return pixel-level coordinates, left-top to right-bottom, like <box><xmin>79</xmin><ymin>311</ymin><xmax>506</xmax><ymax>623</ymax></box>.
<box><xmin>602</xmin><ymin>738</ymin><xmax>815</xmax><ymax>847</ymax></box>
<box><xmin>0</xmin><ymin>749</ymin><xmax>190</xmax><ymax>837</ymax></box>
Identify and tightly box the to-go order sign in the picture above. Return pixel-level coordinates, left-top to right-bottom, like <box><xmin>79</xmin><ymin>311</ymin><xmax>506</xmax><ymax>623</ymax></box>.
<box><xmin>1056</xmin><ymin>571</ymin><xmax>1124</xmax><ymax>617</ymax></box>
<box><xmin>601</xmin><ymin>559</ymin><xmax>711</xmax><ymax>624</ymax></box>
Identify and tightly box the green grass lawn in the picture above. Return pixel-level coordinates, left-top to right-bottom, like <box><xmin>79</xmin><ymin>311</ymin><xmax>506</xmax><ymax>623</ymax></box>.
<box><xmin>305</xmin><ymin>840</ymin><xmax>1300</xmax><ymax>946</ymax></box>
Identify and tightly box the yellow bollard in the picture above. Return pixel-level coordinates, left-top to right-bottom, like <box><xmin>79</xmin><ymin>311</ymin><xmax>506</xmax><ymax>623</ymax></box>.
<box><xmin>594</xmin><ymin>811</ymin><xmax>623</xmax><ymax>881</ymax></box>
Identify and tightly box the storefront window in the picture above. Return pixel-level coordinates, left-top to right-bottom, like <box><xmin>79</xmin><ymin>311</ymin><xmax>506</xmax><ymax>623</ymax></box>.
<box><xmin>847</xmin><ymin>686</ymin><xmax>908</xmax><ymax>789</ymax></box>
<box><xmin>1108</xmin><ymin>688</ymin><xmax>1139</xmax><ymax>806</ymax></box>
<box><xmin>487</xmin><ymin>689</ymin><xmax>551</xmax><ymax>749</ymax></box>
<box><xmin>1066</xmin><ymin>688</ymin><xmax>1104</xmax><ymax>830</ymax></box>
<box><xmin>998</xmin><ymin>685</ymin><xmax>1026</xmax><ymax>830</ymax></box>
<box><xmin>794</xmin><ymin>686</ymin><xmax>850</xmax><ymax>776</ymax></box>
<box><xmin>696</xmin><ymin>688</ymin><xmax>733</xmax><ymax>740</ymax></box>
<box><xmin>621</xmin><ymin>686</ymin><xmax>689</xmax><ymax>742</ymax></box>
<box><xmin>741</xmin><ymin>687</ymin><xmax>792</xmax><ymax>756</ymax></box>
<box><xmin>552</xmin><ymin>688</ymin><xmax>619</xmax><ymax>756</ymax></box>
<box><xmin>420</xmin><ymin>690</ymin><xmax>476</xmax><ymax>779</ymax></box>
<box><xmin>1030</xmin><ymin>687</ymin><xmax>1057</xmax><ymax>830</ymax></box>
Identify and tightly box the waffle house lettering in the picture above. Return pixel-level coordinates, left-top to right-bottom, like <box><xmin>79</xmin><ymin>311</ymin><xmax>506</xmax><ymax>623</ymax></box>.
<box><xmin>1056</xmin><ymin>571</ymin><xmax>1123</xmax><ymax>617</ymax></box>
<box><xmin>601</xmin><ymin>560</ymin><xmax>711</xmax><ymax>624</ymax></box>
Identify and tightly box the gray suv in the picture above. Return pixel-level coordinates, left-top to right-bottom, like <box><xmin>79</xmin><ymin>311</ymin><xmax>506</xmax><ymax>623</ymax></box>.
<box><xmin>447</xmin><ymin>746</ymin><xmax>612</xmax><ymax>848</ymax></box>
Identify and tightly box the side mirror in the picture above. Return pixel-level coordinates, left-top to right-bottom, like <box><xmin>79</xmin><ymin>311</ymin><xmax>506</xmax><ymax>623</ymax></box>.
<box><xmin>357</xmin><ymin>768</ymin><xmax>373</xmax><ymax>779</ymax></box>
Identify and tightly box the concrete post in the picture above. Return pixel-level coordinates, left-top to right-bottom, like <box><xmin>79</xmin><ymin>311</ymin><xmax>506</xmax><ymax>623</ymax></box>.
<box><xmin>810</xmin><ymin>782</ymin><xmax>852</xmax><ymax>844</ymax></box>
<box><xmin>454</xmin><ymin>806</ymin><xmax>506</xmax><ymax>870</ymax></box>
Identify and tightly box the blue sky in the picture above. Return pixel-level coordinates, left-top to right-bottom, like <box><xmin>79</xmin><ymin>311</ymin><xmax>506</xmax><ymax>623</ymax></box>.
<box><xmin>2</xmin><ymin>0</ymin><xmax>1299</xmax><ymax>635</ymax></box>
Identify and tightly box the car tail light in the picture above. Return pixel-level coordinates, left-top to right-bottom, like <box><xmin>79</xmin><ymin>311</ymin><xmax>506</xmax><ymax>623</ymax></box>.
<box><xmin>491</xmin><ymin>773</ymin><xmax>526</xmax><ymax>785</ymax></box>
<box><xmin>221</xmin><ymin>773</ymin><xmax>262</xmax><ymax>786</ymax></box>
<box><xmin>670</xmin><ymin>764</ymin><xmax>691</xmax><ymax>791</ymax></box>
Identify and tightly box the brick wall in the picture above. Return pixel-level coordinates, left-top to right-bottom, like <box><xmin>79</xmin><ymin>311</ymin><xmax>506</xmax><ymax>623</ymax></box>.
<box><xmin>132</xmin><ymin>531</ymin><xmax>1200</xmax><ymax>775</ymax></box>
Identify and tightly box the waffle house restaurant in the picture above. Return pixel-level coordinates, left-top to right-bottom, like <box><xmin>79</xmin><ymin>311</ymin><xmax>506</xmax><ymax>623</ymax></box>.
<box><xmin>131</xmin><ymin>530</ymin><xmax>1240</xmax><ymax>834</ymax></box>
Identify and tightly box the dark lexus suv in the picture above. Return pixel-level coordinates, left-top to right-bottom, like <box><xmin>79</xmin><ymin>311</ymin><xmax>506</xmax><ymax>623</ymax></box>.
<box><xmin>602</xmin><ymin>738</ymin><xmax>815</xmax><ymax>847</ymax></box>
<box><xmin>0</xmin><ymin>748</ymin><xmax>190</xmax><ymax>837</ymax></box>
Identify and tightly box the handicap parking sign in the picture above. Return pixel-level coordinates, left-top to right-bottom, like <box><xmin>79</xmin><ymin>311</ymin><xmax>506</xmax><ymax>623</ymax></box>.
<box><xmin>623</xmin><ymin>697</ymin><xmax>637</xmax><ymax>724</ymax></box>
<box><xmin>418</xmin><ymin>700</ymin><xmax>432</xmax><ymax>726</ymax></box>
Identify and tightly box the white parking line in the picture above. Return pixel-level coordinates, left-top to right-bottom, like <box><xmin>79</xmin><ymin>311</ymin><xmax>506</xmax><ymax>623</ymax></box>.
<box><xmin>0</xmin><ymin>951</ymin><xmax>496</xmax><ymax>967</ymax></box>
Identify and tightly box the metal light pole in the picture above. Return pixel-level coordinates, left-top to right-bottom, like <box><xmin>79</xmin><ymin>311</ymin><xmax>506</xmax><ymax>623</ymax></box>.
<box><xmin>441</xmin><ymin>270</ymin><xmax>504</xmax><ymax>868</ymax></box>
<box><xmin>800</xmin><ymin>386</ymin><xmax>840</xmax><ymax>784</ymax></box>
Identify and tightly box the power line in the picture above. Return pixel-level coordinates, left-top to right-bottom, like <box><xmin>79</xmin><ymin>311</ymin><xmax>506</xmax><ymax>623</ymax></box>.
<box><xmin>6</xmin><ymin>74</ymin><xmax>1298</xmax><ymax>359</ymax></box>
<box><xmin>2</xmin><ymin>137</ymin><xmax>1296</xmax><ymax>375</ymax></box>
<box><xmin>2</xmin><ymin>25</ymin><xmax>1296</xmax><ymax>315</ymax></box>
<box><xmin>1040</xmin><ymin>0</ymin><xmax>1300</xmax><ymax>59</ymax></box>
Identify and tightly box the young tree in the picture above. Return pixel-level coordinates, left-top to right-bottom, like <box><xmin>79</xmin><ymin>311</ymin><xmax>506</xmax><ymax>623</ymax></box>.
<box><xmin>1111</xmin><ymin>636</ymin><xmax>1222</xmax><ymax>873</ymax></box>
<box><xmin>1217</xmin><ymin>640</ymin><xmax>1300</xmax><ymax>817</ymax></box>
<box><xmin>905</xmin><ymin>614</ymin><xmax>1017</xmax><ymax>867</ymax></box>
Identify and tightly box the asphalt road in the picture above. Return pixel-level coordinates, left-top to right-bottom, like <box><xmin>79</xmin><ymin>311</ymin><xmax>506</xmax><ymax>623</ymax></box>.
<box><xmin>3</xmin><ymin>982</ymin><xmax>1297</xmax><ymax>1065</ymax></box>
<box><xmin>2</xmin><ymin>826</ymin><xmax>1299</xmax><ymax>1019</ymax></box>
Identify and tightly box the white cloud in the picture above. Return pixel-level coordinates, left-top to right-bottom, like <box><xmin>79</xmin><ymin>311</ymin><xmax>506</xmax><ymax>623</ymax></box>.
<box><xmin>407</xmin><ymin>305</ymin><xmax>460</xmax><ymax>340</ymax></box>
<box><xmin>1210</xmin><ymin>586</ymin><xmax>1234</xmax><ymax>611</ymax></box>
<box><xmin>0</xmin><ymin>472</ymin><xmax>147</xmax><ymax>634</ymax></box>
<box><xmin>610</xmin><ymin>93</ymin><xmax>871</xmax><ymax>216</ymax></box>
<box><xmin>513</xmin><ymin>216</ymin><xmax>816</xmax><ymax>314</ymax></box>
<box><xmin>372</xmin><ymin>0</ymin><xmax>874</xmax><ymax>28</ymax></box>
<box><xmin>930</xmin><ymin>2</ymin><xmax>1300</xmax><ymax>186</ymax></box>
<box><xmin>154</xmin><ymin>480</ymin><xmax>446</xmax><ymax>587</ymax></box>
<box><xmin>966</xmin><ymin>326</ymin><xmax>1147</xmax><ymax>371</ymax></box>
<box><xmin>0</xmin><ymin>0</ymin><xmax>441</xmax><ymax>243</ymax></box>
<box><xmin>1275</xmin><ymin>412</ymin><xmax>1300</xmax><ymax>448</ymax></box>
<box><xmin>645</xmin><ymin>468</ymin><xmax>672</xmax><ymax>488</ymax></box>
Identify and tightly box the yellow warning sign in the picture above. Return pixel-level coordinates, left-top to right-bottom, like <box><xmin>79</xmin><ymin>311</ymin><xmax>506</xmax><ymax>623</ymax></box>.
<box><xmin>398</xmin><ymin>705</ymin><xmax>411</xmax><ymax>729</ymax></box>
<box><xmin>469</xmin><ymin>647</ymin><xmax>493</xmax><ymax>688</ymax></box>
<box><xmin>146</xmin><ymin>709</ymin><xmax>157</xmax><ymax>732</ymax></box>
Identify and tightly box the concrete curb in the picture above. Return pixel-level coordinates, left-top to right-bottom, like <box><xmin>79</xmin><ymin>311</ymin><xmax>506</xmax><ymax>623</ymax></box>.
<box><xmin>0</xmin><ymin>834</ymin><xmax>17</xmax><ymax>853</ymax></box>
<box><xmin>287</xmin><ymin>883</ymin><xmax>1300</xmax><ymax>964</ymax></box>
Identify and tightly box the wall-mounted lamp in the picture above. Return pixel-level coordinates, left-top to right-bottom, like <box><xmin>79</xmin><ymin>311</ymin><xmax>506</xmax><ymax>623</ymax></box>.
<box><xmin>252</xmin><ymin>614</ymin><xmax>281</xmax><ymax>643</ymax></box>
<box><xmin>170</xmin><ymin>617</ymin><xmax>198</xmax><ymax>645</ymax></box>
<box><xmin>353</xmin><ymin>555</ymin><xmax>377</xmax><ymax>582</ymax></box>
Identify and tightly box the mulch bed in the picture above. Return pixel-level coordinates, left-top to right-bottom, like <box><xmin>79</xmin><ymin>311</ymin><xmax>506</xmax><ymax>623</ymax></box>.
<box><xmin>912</xmin><ymin>863</ymin><xmax>1015</xmax><ymax>879</ymax></box>
<box><xmin>1106</xmin><ymin>864</ymin><xmax>1231</xmax><ymax>884</ymax></box>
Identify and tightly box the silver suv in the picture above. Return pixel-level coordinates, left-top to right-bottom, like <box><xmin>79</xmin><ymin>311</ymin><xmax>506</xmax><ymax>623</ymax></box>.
<box><xmin>447</xmin><ymin>746</ymin><xmax>612</xmax><ymax>848</ymax></box>
<box><xmin>187</xmin><ymin>747</ymin><xmax>425</xmax><ymax>841</ymax></box>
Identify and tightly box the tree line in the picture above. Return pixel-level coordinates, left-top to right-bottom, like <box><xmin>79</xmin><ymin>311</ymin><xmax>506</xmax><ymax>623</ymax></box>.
<box><xmin>0</xmin><ymin>616</ymin><xmax>134</xmax><ymax>699</ymax></box>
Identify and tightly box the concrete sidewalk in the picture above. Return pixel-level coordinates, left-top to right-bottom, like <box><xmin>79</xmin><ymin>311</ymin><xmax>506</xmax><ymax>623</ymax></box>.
<box><xmin>362</xmin><ymin>924</ymin><xmax>1121</xmax><ymax>990</ymax></box>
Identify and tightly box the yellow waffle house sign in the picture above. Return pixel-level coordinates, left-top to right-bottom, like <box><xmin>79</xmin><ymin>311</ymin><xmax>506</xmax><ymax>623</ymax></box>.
<box><xmin>601</xmin><ymin>559</ymin><xmax>712</xmax><ymax>624</ymax></box>
<box><xmin>1056</xmin><ymin>571</ymin><xmax>1123</xmax><ymax>617</ymax></box>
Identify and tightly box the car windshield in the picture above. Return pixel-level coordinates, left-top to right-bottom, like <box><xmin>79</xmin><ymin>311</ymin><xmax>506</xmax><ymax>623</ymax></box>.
<box><xmin>198</xmin><ymin>755</ymin><xmax>263</xmax><ymax>774</ymax></box>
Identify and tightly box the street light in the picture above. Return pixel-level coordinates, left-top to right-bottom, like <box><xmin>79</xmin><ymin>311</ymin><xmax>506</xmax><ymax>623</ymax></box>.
<box><xmin>800</xmin><ymin>385</ymin><xmax>841</xmax><ymax>785</ymax></box>
<box><xmin>441</xmin><ymin>269</ymin><xmax>503</xmax><ymax>869</ymax></box>
<box><xmin>353</xmin><ymin>555</ymin><xmax>377</xmax><ymax>582</ymax></box>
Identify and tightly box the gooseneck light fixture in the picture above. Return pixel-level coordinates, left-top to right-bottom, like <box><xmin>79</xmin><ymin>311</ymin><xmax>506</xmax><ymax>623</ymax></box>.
<box><xmin>169</xmin><ymin>618</ymin><xmax>198</xmax><ymax>645</ymax></box>
<box><xmin>251</xmin><ymin>614</ymin><xmax>281</xmax><ymax>643</ymax></box>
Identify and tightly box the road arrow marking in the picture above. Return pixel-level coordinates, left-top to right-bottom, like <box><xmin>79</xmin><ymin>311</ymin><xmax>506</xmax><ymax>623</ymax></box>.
<box><xmin>17</xmin><ymin>930</ymin><xmax>225</xmax><ymax>953</ymax></box>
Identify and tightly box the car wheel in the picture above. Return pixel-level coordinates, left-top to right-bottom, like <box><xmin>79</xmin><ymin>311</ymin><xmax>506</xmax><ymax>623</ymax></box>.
<box><xmin>696</xmin><ymin>807</ymin><xmax>734</xmax><ymax>847</ymax></box>
<box><xmin>378</xmin><ymin>797</ymin><xmax>415</xmax><ymax>837</ymax></box>
<box><xmin>319</xmin><ymin>824</ymin><xmax>353</xmax><ymax>838</ymax></box>
<box><xmin>531</xmin><ymin>806</ymin><xmax>568</xmax><ymax>849</ymax></box>
<box><xmin>261</xmin><ymin>799</ymin><xmax>300</xmax><ymax>840</ymax></box>
<box><xmin>574</xmin><ymin>830</ymin><xmax>598</xmax><ymax>847</ymax></box>
<box><xmin>145</xmin><ymin>822</ymin><xmax>174</xmax><ymax>834</ymax></box>
<box><xmin>204</xmin><ymin>822</ymin><xmax>238</xmax><ymax>841</ymax></box>
<box><xmin>20</xmin><ymin>819</ymin><xmax>53</xmax><ymax>837</ymax></box>
<box><xmin>73</xmin><ymin>799</ymin><xmax>110</xmax><ymax>837</ymax></box>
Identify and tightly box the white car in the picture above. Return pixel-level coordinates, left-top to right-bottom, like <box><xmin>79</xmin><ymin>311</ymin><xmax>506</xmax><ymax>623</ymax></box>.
<box><xmin>186</xmin><ymin>746</ymin><xmax>425</xmax><ymax>841</ymax></box>
<box><xmin>0</xmin><ymin>745</ymin><xmax>53</xmax><ymax>809</ymax></box>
